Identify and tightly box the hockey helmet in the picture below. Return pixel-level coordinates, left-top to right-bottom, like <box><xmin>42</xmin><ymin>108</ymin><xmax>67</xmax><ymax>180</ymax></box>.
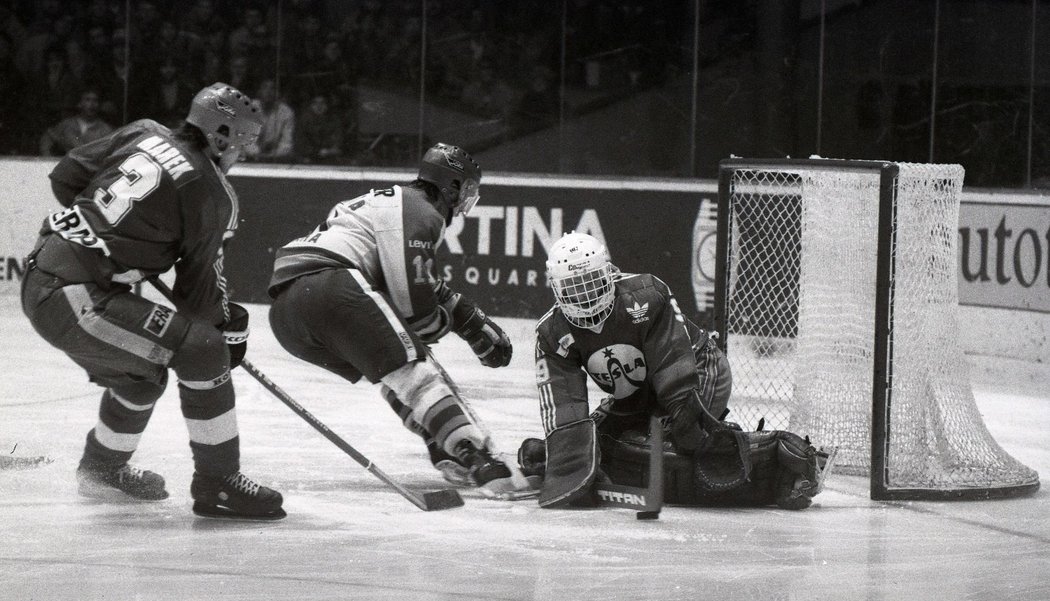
<box><xmin>546</xmin><ymin>232</ymin><xmax>616</xmax><ymax>328</ymax></box>
<box><xmin>186</xmin><ymin>82</ymin><xmax>263</xmax><ymax>170</ymax></box>
<box><xmin>418</xmin><ymin>143</ymin><xmax>482</xmax><ymax>217</ymax></box>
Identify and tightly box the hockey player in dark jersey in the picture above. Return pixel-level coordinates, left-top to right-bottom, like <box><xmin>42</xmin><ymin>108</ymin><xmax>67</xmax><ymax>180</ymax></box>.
<box><xmin>521</xmin><ymin>232</ymin><xmax>833</xmax><ymax>509</ymax></box>
<box><xmin>268</xmin><ymin>143</ymin><xmax>537</xmax><ymax>499</ymax></box>
<box><xmin>21</xmin><ymin>83</ymin><xmax>285</xmax><ymax>520</ymax></box>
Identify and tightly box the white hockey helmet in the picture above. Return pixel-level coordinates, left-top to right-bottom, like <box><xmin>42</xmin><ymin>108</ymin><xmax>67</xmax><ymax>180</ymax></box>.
<box><xmin>546</xmin><ymin>232</ymin><xmax>616</xmax><ymax>328</ymax></box>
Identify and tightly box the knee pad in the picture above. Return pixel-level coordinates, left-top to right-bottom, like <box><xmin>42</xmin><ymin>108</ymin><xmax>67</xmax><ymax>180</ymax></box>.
<box><xmin>170</xmin><ymin>322</ymin><xmax>230</xmax><ymax>389</ymax></box>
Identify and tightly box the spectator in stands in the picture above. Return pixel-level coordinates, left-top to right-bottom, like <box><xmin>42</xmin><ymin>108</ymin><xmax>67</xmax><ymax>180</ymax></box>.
<box><xmin>286</xmin><ymin>13</ymin><xmax>325</xmax><ymax>89</ymax></box>
<box><xmin>228</xmin><ymin>4</ymin><xmax>272</xmax><ymax>60</ymax></box>
<box><xmin>14</xmin><ymin>0</ymin><xmax>63</xmax><ymax>75</ymax></box>
<box><xmin>224</xmin><ymin>55</ymin><xmax>256</xmax><ymax>100</ymax></box>
<box><xmin>38</xmin><ymin>88</ymin><xmax>113</xmax><ymax>156</ymax></box>
<box><xmin>153</xmin><ymin>20</ymin><xmax>203</xmax><ymax>76</ymax></box>
<box><xmin>294</xmin><ymin>93</ymin><xmax>343</xmax><ymax>164</ymax></box>
<box><xmin>142</xmin><ymin>57</ymin><xmax>196</xmax><ymax>129</ymax></box>
<box><xmin>310</xmin><ymin>37</ymin><xmax>357</xmax><ymax>112</ymax></box>
<box><xmin>89</xmin><ymin>32</ymin><xmax>133</xmax><ymax>126</ymax></box>
<box><xmin>81</xmin><ymin>24</ymin><xmax>112</xmax><ymax>83</ymax></box>
<box><xmin>246</xmin><ymin>78</ymin><xmax>295</xmax><ymax>162</ymax></box>
<box><xmin>180</xmin><ymin>0</ymin><xmax>225</xmax><ymax>40</ymax></box>
<box><xmin>28</xmin><ymin>46</ymin><xmax>82</xmax><ymax>144</ymax></box>
<box><xmin>199</xmin><ymin>24</ymin><xmax>228</xmax><ymax>87</ymax></box>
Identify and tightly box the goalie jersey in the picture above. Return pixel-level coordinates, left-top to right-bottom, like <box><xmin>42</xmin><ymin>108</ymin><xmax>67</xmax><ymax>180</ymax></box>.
<box><xmin>268</xmin><ymin>185</ymin><xmax>450</xmax><ymax>333</ymax></box>
<box><xmin>39</xmin><ymin>119</ymin><xmax>237</xmax><ymax>325</ymax></box>
<box><xmin>535</xmin><ymin>273</ymin><xmax>711</xmax><ymax>435</ymax></box>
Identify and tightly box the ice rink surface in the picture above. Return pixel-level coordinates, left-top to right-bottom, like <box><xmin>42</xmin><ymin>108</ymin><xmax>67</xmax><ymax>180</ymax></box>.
<box><xmin>2</xmin><ymin>297</ymin><xmax>1048</xmax><ymax>601</ymax></box>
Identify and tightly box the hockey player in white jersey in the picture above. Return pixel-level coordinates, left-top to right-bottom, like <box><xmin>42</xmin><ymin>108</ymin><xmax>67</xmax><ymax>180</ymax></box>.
<box><xmin>268</xmin><ymin>143</ymin><xmax>536</xmax><ymax>499</ymax></box>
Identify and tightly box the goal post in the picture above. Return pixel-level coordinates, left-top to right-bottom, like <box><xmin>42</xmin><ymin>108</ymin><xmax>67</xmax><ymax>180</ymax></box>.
<box><xmin>713</xmin><ymin>157</ymin><xmax>1040</xmax><ymax>500</ymax></box>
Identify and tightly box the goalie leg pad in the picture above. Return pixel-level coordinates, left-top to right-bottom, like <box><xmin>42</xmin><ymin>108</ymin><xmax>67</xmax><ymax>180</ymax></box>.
<box><xmin>538</xmin><ymin>420</ymin><xmax>599</xmax><ymax>508</ymax></box>
<box><xmin>598</xmin><ymin>429</ymin><xmax>831</xmax><ymax>508</ymax></box>
<box><xmin>599</xmin><ymin>431</ymin><xmax>698</xmax><ymax>504</ymax></box>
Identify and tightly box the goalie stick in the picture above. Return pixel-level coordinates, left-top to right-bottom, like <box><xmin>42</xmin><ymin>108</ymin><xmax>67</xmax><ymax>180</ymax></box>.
<box><xmin>593</xmin><ymin>415</ymin><xmax>664</xmax><ymax>520</ymax></box>
<box><xmin>148</xmin><ymin>278</ymin><xmax>463</xmax><ymax>512</ymax></box>
<box><xmin>422</xmin><ymin>346</ymin><xmax>538</xmax><ymax>500</ymax></box>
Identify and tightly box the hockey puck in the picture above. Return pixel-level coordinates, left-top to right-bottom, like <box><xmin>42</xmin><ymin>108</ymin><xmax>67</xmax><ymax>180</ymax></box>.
<box><xmin>636</xmin><ymin>511</ymin><xmax>660</xmax><ymax>520</ymax></box>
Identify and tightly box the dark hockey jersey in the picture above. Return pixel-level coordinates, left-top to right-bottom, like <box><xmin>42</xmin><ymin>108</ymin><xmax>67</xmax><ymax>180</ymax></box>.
<box><xmin>38</xmin><ymin>119</ymin><xmax>238</xmax><ymax>325</ymax></box>
<box><xmin>268</xmin><ymin>185</ymin><xmax>449</xmax><ymax>332</ymax></box>
<box><xmin>534</xmin><ymin>273</ymin><xmax>710</xmax><ymax>435</ymax></box>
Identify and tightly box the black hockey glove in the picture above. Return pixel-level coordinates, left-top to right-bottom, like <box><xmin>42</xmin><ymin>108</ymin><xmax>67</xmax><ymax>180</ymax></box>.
<box><xmin>447</xmin><ymin>295</ymin><xmax>512</xmax><ymax>368</ymax></box>
<box><xmin>222</xmin><ymin>303</ymin><xmax>249</xmax><ymax>369</ymax></box>
<box><xmin>517</xmin><ymin>437</ymin><xmax>547</xmax><ymax>478</ymax></box>
<box><xmin>664</xmin><ymin>391</ymin><xmax>708</xmax><ymax>455</ymax></box>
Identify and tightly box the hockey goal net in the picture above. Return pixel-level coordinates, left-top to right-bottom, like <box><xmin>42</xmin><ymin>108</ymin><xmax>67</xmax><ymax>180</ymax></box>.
<box><xmin>714</xmin><ymin>158</ymin><xmax>1039</xmax><ymax>500</ymax></box>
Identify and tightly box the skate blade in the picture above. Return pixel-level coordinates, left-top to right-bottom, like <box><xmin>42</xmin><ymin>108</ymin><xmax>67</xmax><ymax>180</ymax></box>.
<box><xmin>477</xmin><ymin>475</ymin><xmax>542</xmax><ymax>501</ymax></box>
<box><xmin>192</xmin><ymin>501</ymin><xmax>287</xmax><ymax>521</ymax></box>
<box><xmin>78</xmin><ymin>481</ymin><xmax>170</xmax><ymax>502</ymax></box>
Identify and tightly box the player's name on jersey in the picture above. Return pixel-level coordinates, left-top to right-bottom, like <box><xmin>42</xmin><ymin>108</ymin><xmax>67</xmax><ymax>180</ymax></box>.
<box><xmin>138</xmin><ymin>136</ymin><xmax>194</xmax><ymax>181</ymax></box>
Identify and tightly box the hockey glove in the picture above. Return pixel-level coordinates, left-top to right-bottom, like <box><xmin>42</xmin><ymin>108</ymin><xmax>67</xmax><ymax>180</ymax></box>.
<box><xmin>222</xmin><ymin>303</ymin><xmax>249</xmax><ymax>369</ymax></box>
<box><xmin>664</xmin><ymin>390</ymin><xmax>708</xmax><ymax>455</ymax></box>
<box><xmin>446</xmin><ymin>294</ymin><xmax>512</xmax><ymax>368</ymax></box>
<box><xmin>517</xmin><ymin>437</ymin><xmax>547</xmax><ymax>478</ymax></box>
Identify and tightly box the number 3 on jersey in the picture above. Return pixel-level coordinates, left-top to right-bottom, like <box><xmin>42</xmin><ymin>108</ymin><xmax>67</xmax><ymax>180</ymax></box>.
<box><xmin>93</xmin><ymin>152</ymin><xmax>163</xmax><ymax>224</ymax></box>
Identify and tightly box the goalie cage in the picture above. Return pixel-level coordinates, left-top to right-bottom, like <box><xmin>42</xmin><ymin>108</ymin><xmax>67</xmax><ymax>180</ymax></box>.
<box><xmin>713</xmin><ymin>157</ymin><xmax>1039</xmax><ymax>501</ymax></box>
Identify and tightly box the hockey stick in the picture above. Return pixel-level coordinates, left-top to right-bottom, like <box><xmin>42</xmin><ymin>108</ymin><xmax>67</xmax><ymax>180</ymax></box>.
<box><xmin>422</xmin><ymin>346</ymin><xmax>537</xmax><ymax>498</ymax></box>
<box><xmin>592</xmin><ymin>415</ymin><xmax>664</xmax><ymax>520</ymax></box>
<box><xmin>148</xmin><ymin>279</ymin><xmax>463</xmax><ymax>511</ymax></box>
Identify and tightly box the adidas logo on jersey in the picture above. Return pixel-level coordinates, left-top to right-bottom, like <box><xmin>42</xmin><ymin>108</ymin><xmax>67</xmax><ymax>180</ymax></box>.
<box><xmin>627</xmin><ymin>301</ymin><xmax>649</xmax><ymax>323</ymax></box>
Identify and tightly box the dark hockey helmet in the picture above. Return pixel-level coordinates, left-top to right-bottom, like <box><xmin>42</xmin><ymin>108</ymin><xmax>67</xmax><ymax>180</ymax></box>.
<box><xmin>186</xmin><ymin>82</ymin><xmax>263</xmax><ymax>169</ymax></box>
<box><xmin>418</xmin><ymin>143</ymin><xmax>482</xmax><ymax>217</ymax></box>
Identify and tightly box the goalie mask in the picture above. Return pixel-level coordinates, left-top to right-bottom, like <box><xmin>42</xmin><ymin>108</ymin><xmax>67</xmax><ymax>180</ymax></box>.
<box><xmin>418</xmin><ymin>143</ymin><xmax>482</xmax><ymax>217</ymax></box>
<box><xmin>546</xmin><ymin>232</ymin><xmax>616</xmax><ymax>329</ymax></box>
<box><xmin>186</xmin><ymin>82</ymin><xmax>263</xmax><ymax>172</ymax></box>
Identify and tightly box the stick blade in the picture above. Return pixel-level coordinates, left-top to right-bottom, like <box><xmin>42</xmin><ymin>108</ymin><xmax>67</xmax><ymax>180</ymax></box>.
<box><xmin>422</xmin><ymin>489</ymin><xmax>465</xmax><ymax>511</ymax></box>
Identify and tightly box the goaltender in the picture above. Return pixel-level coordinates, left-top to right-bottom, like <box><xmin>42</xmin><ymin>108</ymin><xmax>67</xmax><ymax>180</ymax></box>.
<box><xmin>520</xmin><ymin>232</ymin><xmax>834</xmax><ymax>509</ymax></box>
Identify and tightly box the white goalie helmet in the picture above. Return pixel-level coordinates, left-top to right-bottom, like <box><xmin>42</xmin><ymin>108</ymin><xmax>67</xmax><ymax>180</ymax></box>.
<box><xmin>546</xmin><ymin>232</ymin><xmax>617</xmax><ymax>328</ymax></box>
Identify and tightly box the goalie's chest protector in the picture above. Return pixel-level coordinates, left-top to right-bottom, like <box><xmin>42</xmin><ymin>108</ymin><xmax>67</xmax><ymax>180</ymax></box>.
<box><xmin>555</xmin><ymin>275</ymin><xmax>667</xmax><ymax>401</ymax></box>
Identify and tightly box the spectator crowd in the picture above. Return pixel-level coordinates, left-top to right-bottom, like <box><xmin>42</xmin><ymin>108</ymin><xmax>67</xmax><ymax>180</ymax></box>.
<box><xmin>0</xmin><ymin>0</ymin><xmax>675</xmax><ymax>165</ymax></box>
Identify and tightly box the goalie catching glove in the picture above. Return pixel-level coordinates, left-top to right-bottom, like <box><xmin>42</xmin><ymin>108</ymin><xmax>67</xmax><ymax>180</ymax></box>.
<box><xmin>443</xmin><ymin>292</ymin><xmax>512</xmax><ymax>368</ymax></box>
<box><xmin>222</xmin><ymin>302</ymin><xmax>249</xmax><ymax>369</ymax></box>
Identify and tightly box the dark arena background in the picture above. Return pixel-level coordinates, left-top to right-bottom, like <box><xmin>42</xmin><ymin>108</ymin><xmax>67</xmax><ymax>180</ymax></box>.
<box><xmin>1</xmin><ymin>2</ymin><xmax>1049</xmax><ymax>600</ymax></box>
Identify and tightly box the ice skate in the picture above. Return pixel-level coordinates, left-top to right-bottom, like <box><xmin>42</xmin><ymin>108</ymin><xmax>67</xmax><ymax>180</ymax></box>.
<box><xmin>454</xmin><ymin>440</ymin><xmax>539</xmax><ymax>500</ymax></box>
<box><xmin>427</xmin><ymin>440</ymin><xmax>472</xmax><ymax>486</ymax></box>
<box><xmin>77</xmin><ymin>462</ymin><xmax>169</xmax><ymax>501</ymax></box>
<box><xmin>190</xmin><ymin>471</ymin><xmax>286</xmax><ymax>521</ymax></box>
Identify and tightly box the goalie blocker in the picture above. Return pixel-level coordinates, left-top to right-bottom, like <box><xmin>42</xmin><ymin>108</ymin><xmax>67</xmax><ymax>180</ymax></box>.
<box><xmin>520</xmin><ymin>409</ymin><xmax>835</xmax><ymax>510</ymax></box>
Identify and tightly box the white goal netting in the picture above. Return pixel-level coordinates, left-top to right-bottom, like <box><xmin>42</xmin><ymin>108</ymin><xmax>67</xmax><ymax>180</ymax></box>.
<box><xmin>720</xmin><ymin>160</ymin><xmax>1039</xmax><ymax>498</ymax></box>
